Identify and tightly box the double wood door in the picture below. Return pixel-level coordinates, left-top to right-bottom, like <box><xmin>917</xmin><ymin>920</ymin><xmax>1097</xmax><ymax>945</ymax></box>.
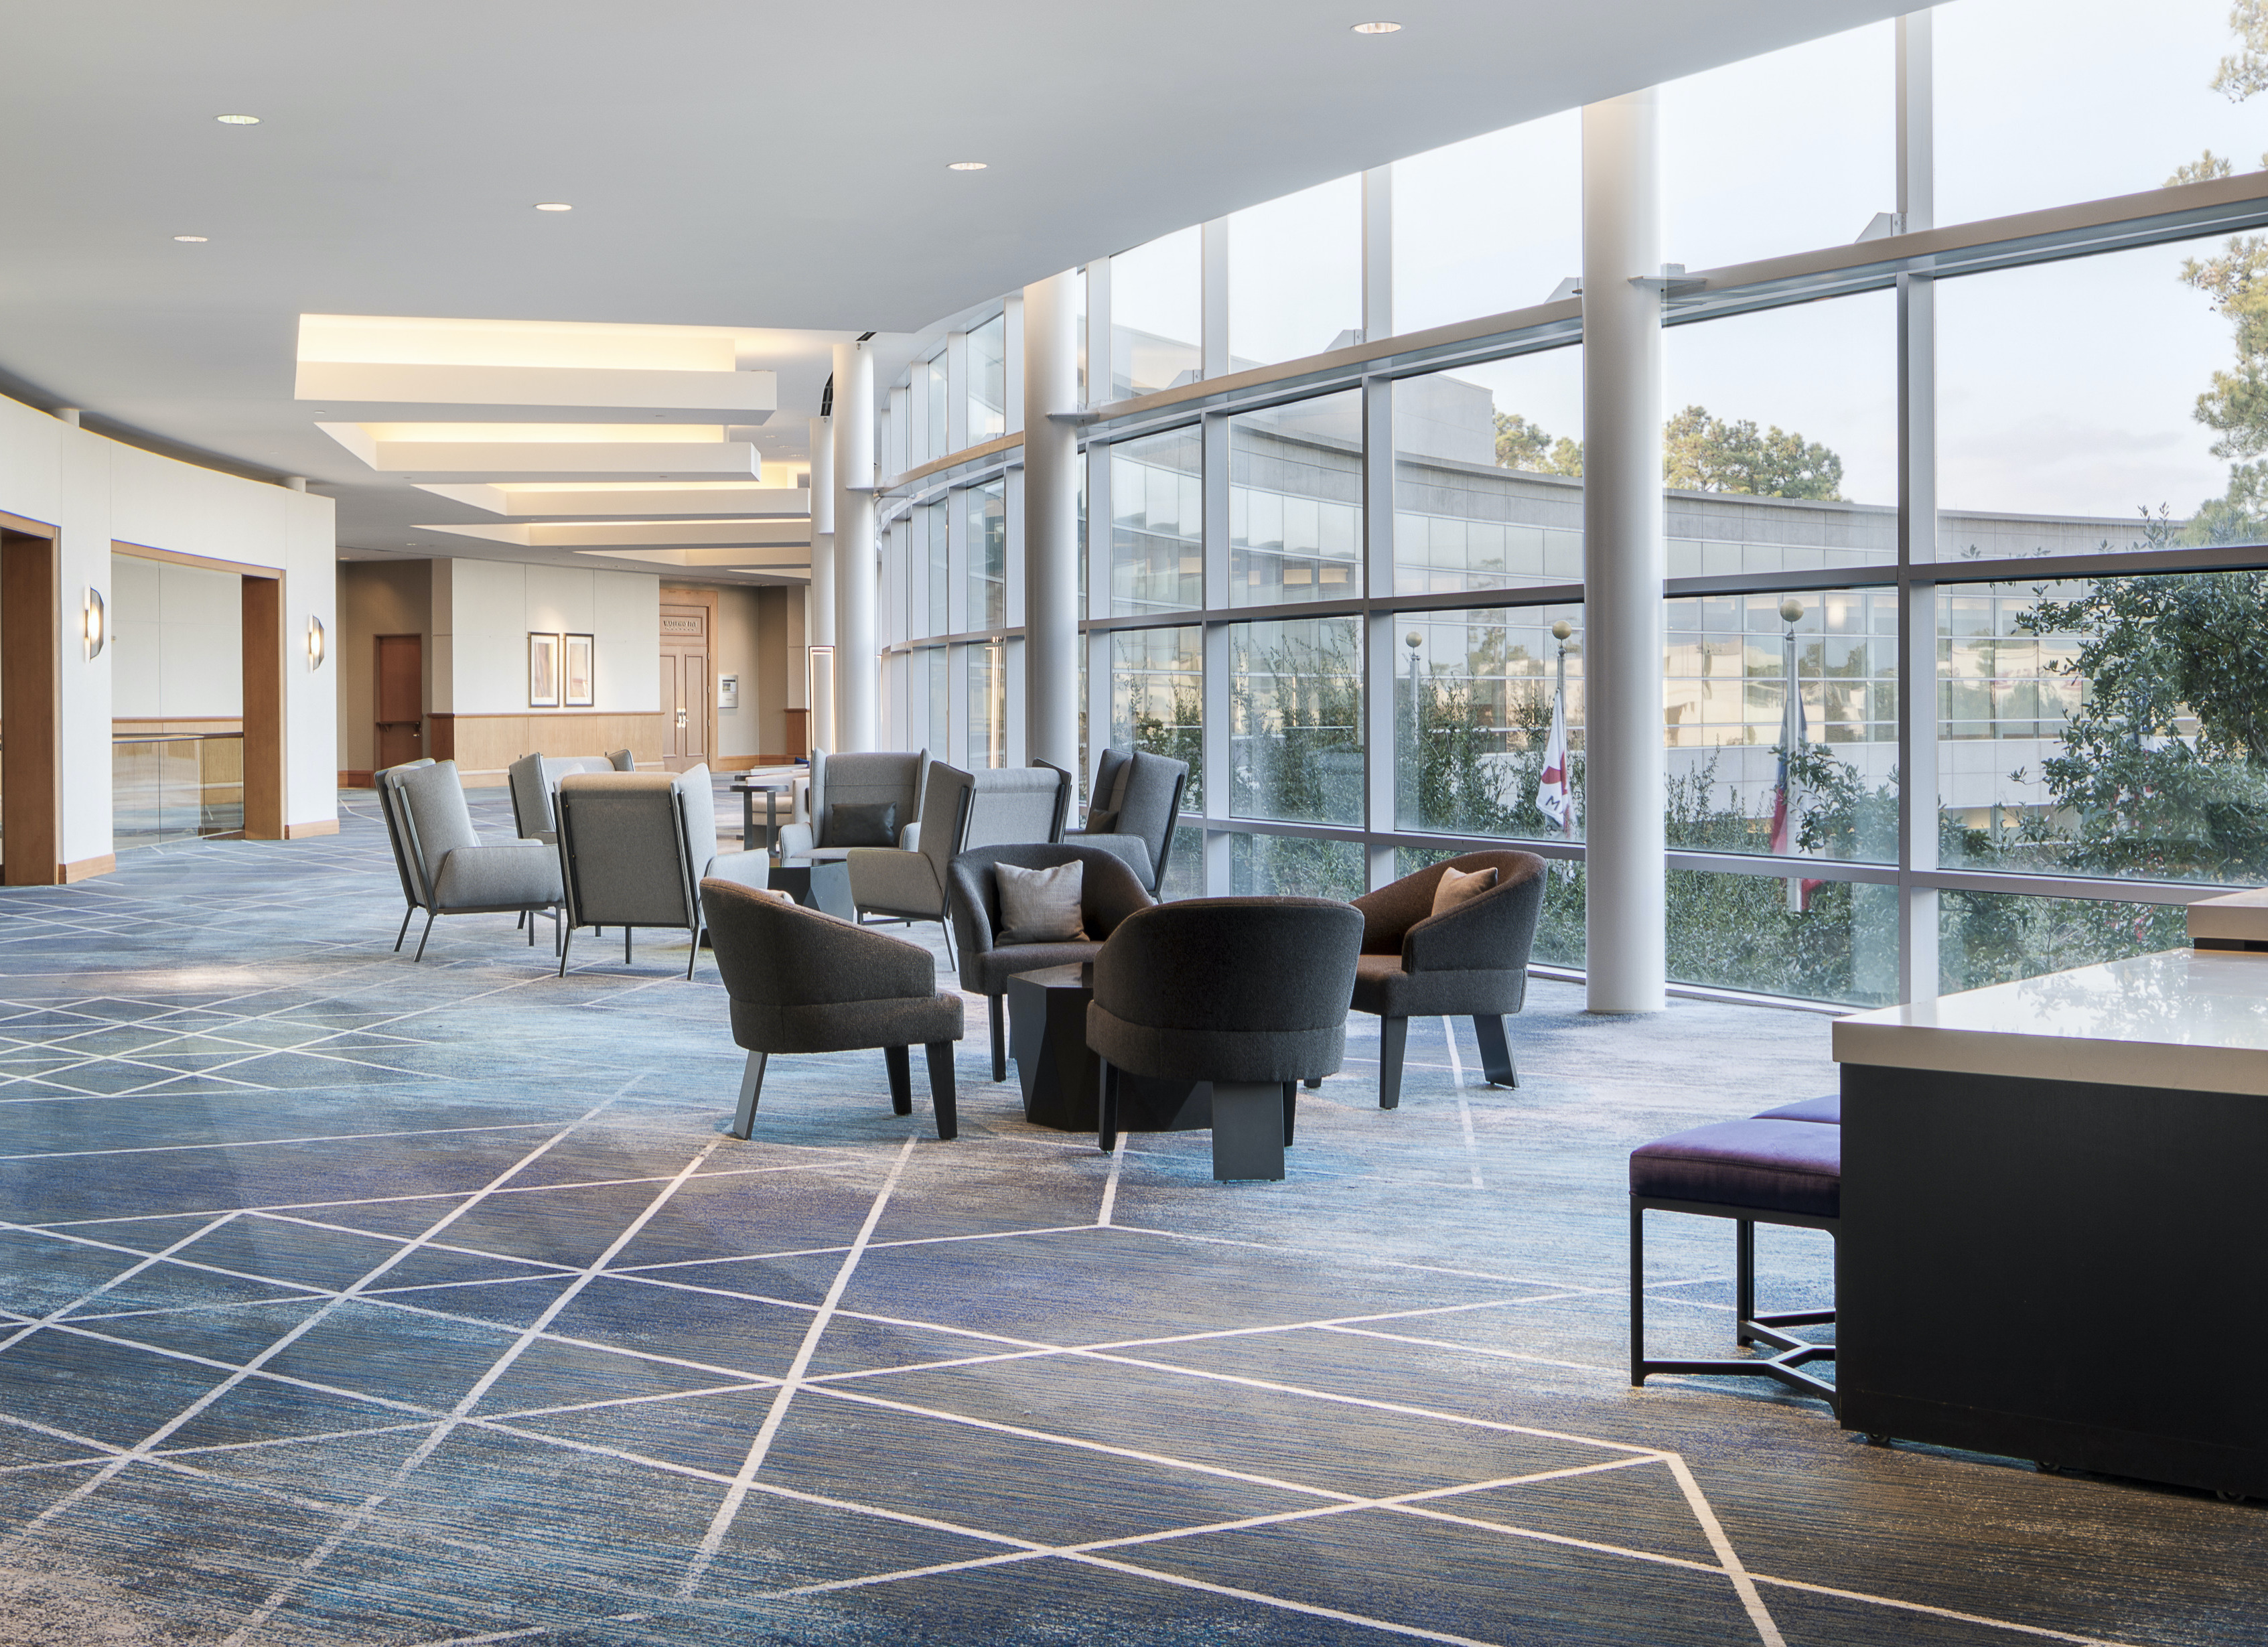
<box><xmin>659</xmin><ymin>603</ymin><xmax>709</xmax><ymax>772</ymax></box>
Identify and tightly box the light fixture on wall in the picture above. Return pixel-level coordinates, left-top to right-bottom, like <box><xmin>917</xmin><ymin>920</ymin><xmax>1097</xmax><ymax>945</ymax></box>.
<box><xmin>307</xmin><ymin>614</ymin><xmax>327</xmax><ymax>670</ymax></box>
<box><xmin>82</xmin><ymin>587</ymin><xmax>105</xmax><ymax>660</ymax></box>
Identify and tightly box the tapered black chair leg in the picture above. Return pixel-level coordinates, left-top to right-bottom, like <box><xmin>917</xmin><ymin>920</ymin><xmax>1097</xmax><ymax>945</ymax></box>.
<box><xmin>885</xmin><ymin>1045</ymin><xmax>914</xmax><ymax>1115</ymax></box>
<box><xmin>684</xmin><ymin>923</ymin><xmax>699</xmax><ymax>981</ymax></box>
<box><xmin>924</xmin><ymin>1041</ymin><xmax>959</xmax><ymax>1140</ymax></box>
<box><xmin>1378</xmin><ymin>1016</ymin><xmax>1409</xmax><ymax>1110</ymax></box>
<box><xmin>394</xmin><ymin>907</ymin><xmax>416</xmax><ymax>952</ymax></box>
<box><xmin>413</xmin><ymin>911</ymin><xmax>438</xmax><ymax>962</ymax></box>
<box><xmin>989</xmin><ymin>995</ymin><xmax>1007</xmax><ymax>1083</ymax></box>
<box><xmin>729</xmin><ymin>1050</ymin><xmax>768</xmax><ymax>1139</ymax></box>
<box><xmin>557</xmin><ymin>924</ymin><xmax>574</xmax><ymax>977</ymax></box>
<box><xmin>1472</xmin><ymin>1014</ymin><xmax>1518</xmax><ymax>1086</ymax></box>
<box><xmin>625</xmin><ymin>926</ymin><xmax>634</xmax><ymax>965</ymax></box>
<box><xmin>1098</xmin><ymin>1059</ymin><xmax>1120</xmax><ymax>1153</ymax></box>
<box><xmin>1282</xmin><ymin>1082</ymin><xmax>1297</xmax><ymax>1147</ymax></box>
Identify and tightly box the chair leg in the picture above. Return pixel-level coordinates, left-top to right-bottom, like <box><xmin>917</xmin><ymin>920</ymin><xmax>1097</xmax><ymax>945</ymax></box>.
<box><xmin>394</xmin><ymin>906</ymin><xmax>415</xmax><ymax>952</ymax></box>
<box><xmin>625</xmin><ymin>926</ymin><xmax>634</xmax><ymax>965</ymax></box>
<box><xmin>526</xmin><ymin>908</ymin><xmax>537</xmax><ymax>946</ymax></box>
<box><xmin>938</xmin><ymin>915</ymin><xmax>957</xmax><ymax>971</ymax></box>
<box><xmin>924</xmin><ymin>1041</ymin><xmax>959</xmax><ymax>1141</ymax></box>
<box><xmin>1098</xmin><ymin>1059</ymin><xmax>1119</xmax><ymax>1153</ymax></box>
<box><xmin>557</xmin><ymin>923</ymin><xmax>574</xmax><ymax>978</ymax></box>
<box><xmin>1303</xmin><ymin>1076</ymin><xmax>1322</xmax><ymax>1090</ymax></box>
<box><xmin>1735</xmin><ymin>1218</ymin><xmax>1757</xmax><ymax>1348</ymax></box>
<box><xmin>413</xmin><ymin>910</ymin><xmax>437</xmax><ymax>962</ymax></box>
<box><xmin>1630</xmin><ymin>1200</ymin><xmax>1647</xmax><ymax>1387</ymax></box>
<box><xmin>1282</xmin><ymin>1082</ymin><xmax>1297</xmax><ymax>1147</ymax></box>
<box><xmin>684</xmin><ymin>924</ymin><xmax>699</xmax><ymax>981</ymax></box>
<box><xmin>1472</xmin><ymin>1014</ymin><xmax>1518</xmax><ymax>1087</ymax></box>
<box><xmin>989</xmin><ymin>995</ymin><xmax>1007</xmax><ymax>1084</ymax></box>
<box><xmin>1378</xmin><ymin>1016</ymin><xmax>1409</xmax><ymax>1110</ymax></box>
<box><xmin>884</xmin><ymin>1045</ymin><xmax>913</xmax><ymax>1115</ymax></box>
<box><xmin>729</xmin><ymin>1050</ymin><xmax>768</xmax><ymax>1139</ymax></box>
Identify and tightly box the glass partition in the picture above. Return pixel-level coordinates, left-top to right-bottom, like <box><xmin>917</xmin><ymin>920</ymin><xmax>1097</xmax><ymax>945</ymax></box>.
<box><xmin>967</xmin><ymin>642</ymin><xmax>1006</xmax><ymax>769</ymax></box>
<box><xmin>1230</xmin><ymin>616</ymin><xmax>1363</xmax><ymax>826</ymax></box>
<box><xmin>1393</xmin><ymin>112</ymin><xmax>1580</xmax><ymax>334</ymax></box>
<box><xmin>1393</xmin><ymin>350</ymin><xmax>1583</xmax><ymax>595</ymax></box>
<box><xmin>1110</xmin><ymin>425</ymin><xmax>1203</xmax><ymax>615</ymax></box>
<box><xmin>1109</xmin><ymin>625</ymin><xmax>1203</xmax><ymax>808</ymax></box>
<box><xmin>1395</xmin><ymin>603</ymin><xmax>1584</xmax><ymax>842</ymax></box>
<box><xmin>1112</xmin><ymin>226</ymin><xmax>1203</xmax><ymax>399</ymax></box>
<box><xmin>968</xmin><ymin>314</ymin><xmax>1006</xmax><ymax>443</ymax></box>
<box><xmin>1228</xmin><ymin>174</ymin><xmax>1362</xmax><ymax>367</ymax></box>
<box><xmin>966</xmin><ymin>480</ymin><xmax>1005</xmax><ymax>632</ymax></box>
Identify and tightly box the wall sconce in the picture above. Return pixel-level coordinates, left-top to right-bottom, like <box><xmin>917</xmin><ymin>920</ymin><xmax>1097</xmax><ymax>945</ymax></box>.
<box><xmin>306</xmin><ymin>614</ymin><xmax>327</xmax><ymax>670</ymax></box>
<box><xmin>82</xmin><ymin>587</ymin><xmax>104</xmax><ymax>660</ymax></box>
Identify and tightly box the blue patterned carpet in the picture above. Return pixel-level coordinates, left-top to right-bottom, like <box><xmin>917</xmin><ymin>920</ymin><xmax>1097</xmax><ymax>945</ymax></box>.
<box><xmin>0</xmin><ymin>790</ymin><xmax>2258</xmax><ymax>1646</ymax></box>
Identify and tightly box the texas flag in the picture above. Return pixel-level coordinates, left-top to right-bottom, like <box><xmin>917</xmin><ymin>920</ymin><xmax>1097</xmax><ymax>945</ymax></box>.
<box><xmin>1772</xmin><ymin>676</ymin><xmax>1821</xmax><ymax>911</ymax></box>
<box><xmin>1538</xmin><ymin>683</ymin><xmax>1572</xmax><ymax>835</ymax></box>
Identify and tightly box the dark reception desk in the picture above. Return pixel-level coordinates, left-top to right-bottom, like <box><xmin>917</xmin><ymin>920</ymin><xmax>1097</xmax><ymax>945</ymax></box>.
<box><xmin>1832</xmin><ymin>939</ymin><xmax>2268</xmax><ymax>1500</ymax></box>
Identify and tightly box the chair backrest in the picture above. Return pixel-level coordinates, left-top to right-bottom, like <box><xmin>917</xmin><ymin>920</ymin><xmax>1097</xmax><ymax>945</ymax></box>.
<box><xmin>1088</xmin><ymin>747</ymin><xmax>1129</xmax><ymax>816</ymax></box>
<box><xmin>379</xmin><ymin>760</ymin><xmax>482</xmax><ymax>909</ymax></box>
<box><xmin>1111</xmin><ymin>750</ymin><xmax>1188</xmax><ymax>882</ymax></box>
<box><xmin>1092</xmin><ymin>897</ymin><xmax>1363</xmax><ymax>1037</ymax></box>
<box><xmin>964</xmin><ymin>764</ymin><xmax>1070</xmax><ymax>853</ymax></box>
<box><xmin>555</xmin><ymin>771</ymin><xmax>701</xmax><ymax>928</ymax></box>
<box><xmin>808</xmin><ymin>747</ymin><xmax>928</xmax><ymax>847</ymax></box>
<box><xmin>375</xmin><ymin>758</ymin><xmax>437</xmax><ymax>908</ymax></box>
<box><xmin>607</xmin><ymin>748</ymin><xmax>636</xmax><ymax>771</ymax></box>
<box><xmin>946</xmin><ymin>843</ymin><xmax>1155</xmax><ymax>983</ymax></box>
<box><xmin>914</xmin><ymin>761</ymin><xmax>976</xmax><ymax>896</ymax></box>
<box><xmin>510</xmin><ymin>754</ymin><xmax>618</xmax><ymax>841</ymax></box>
<box><xmin>704</xmin><ymin>876</ymin><xmax>934</xmax><ymax>1013</ymax></box>
<box><xmin>1351</xmin><ymin>848</ymin><xmax>1549</xmax><ymax>969</ymax></box>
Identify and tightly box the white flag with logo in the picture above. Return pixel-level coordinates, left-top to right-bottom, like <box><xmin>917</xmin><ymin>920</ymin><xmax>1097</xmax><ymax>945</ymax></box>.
<box><xmin>1537</xmin><ymin>686</ymin><xmax>1571</xmax><ymax>833</ymax></box>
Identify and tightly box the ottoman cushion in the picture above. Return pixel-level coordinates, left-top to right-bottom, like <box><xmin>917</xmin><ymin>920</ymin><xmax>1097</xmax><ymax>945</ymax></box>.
<box><xmin>1630</xmin><ymin>1117</ymin><xmax>1841</xmax><ymax>1218</ymax></box>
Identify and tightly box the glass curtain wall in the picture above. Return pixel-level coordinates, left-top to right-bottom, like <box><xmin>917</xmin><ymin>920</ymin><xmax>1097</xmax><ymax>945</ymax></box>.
<box><xmin>867</xmin><ymin>3</ymin><xmax>2268</xmax><ymax>1009</ymax></box>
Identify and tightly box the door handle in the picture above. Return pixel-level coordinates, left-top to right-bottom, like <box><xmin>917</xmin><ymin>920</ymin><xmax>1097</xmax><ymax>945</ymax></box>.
<box><xmin>676</xmin><ymin>708</ymin><xmax>688</xmax><ymax>727</ymax></box>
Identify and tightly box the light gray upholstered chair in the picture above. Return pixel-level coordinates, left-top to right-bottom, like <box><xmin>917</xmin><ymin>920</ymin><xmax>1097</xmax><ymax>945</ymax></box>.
<box><xmin>853</xmin><ymin>760</ymin><xmax>1070</xmax><ymax>962</ymax></box>
<box><xmin>947</xmin><ymin>841</ymin><xmax>1153</xmax><ymax>1082</ymax></box>
<box><xmin>606</xmin><ymin>748</ymin><xmax>636</xmax><ymax>771</ymax></box>
<box><xmin>555</xmin><ymin>764</ymin><xmax>770</xmax><ymax>978</ymax></box>
<box><xmin>376</xmin><ymin>759</ymin><xmax>565</xmax><ymax>962</ymax></box>
<box><xmin>774</xmin><ymin>748</ymin><xmax>930</xmax><ymax>867</ymax></box>
<box><xmin>1067</xmin><ymin>747</ymin><xmax>1190</xmax><ymax>893</ymax></box>
<box><xmin>1348</xmin><ymin>849</ymin><xmax>1548</xmax><ymax>1110</ymax></box>
<box><xmin>506</xmin><ymin>753</ymin><xmax>614</xmax><ymax>845</ymax></box>
<box><xmin>1087</xmin><ymin>898</ymin><xmax>1363</xmax><ymax>1180</ymax></box>
<box><xmin>703</xmin><ymin>877</ymin><xmax>963</xmax><ymax>1141</ymax></box>
<box><xmin>376</xmin><ymin>758</ymin><xmax>436</xmax><ymax>948</ymax></box>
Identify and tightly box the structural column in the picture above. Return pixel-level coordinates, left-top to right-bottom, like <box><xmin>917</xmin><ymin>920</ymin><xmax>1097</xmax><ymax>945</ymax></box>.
<box><xmin>831</xmin><ymin>340</ymin><xmax>877</xmax><ymax>751</ymax></box>
<box><xmin>1580</xmin><ymin>90</ymin><xmax>1667</xmax><ymax>1013</ymax></box>
<box><xmin>1021</xmin><ymin>269</ymin><xmax>1081</xmax><ymax>776</ymax></box>
<box><xmin>806</xmin><ymin>413</ymin><xmax>837</xmax><ymax>753</ymax></box>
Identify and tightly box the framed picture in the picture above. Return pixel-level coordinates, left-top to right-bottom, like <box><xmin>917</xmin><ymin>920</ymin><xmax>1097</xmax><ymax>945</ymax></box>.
<box><xmin>528</xmin><ymin>632</ymin><xmax>561</xmax><ymax>707</ymax></box>
<box><xmin>563</xmin><ymin>634</ymin><xmax>594</xmax><ymax>707</ymax></box>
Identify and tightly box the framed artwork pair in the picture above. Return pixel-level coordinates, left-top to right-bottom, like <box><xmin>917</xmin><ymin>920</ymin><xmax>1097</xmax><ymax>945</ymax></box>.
<box><xmin>528</xmin><ymin>632</ymin><xmax>594</xmax><ymax>707</ymax></box>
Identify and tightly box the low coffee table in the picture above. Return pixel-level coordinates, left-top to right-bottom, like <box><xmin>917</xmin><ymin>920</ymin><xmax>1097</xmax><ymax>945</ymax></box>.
<box><xmin>766</xmin><ymin>859</ymin><xmax>856</xmax><ymax>923</ymax></box>
<box><xmin>1004</xmin><ymin>964</ymin><xmax>1210</xmax><ymax>1134</ymax></box>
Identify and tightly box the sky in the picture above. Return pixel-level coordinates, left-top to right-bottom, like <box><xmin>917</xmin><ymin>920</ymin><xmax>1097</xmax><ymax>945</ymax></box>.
<box><xmin>1101</xmin><ymin>0</ymin><xmax>2268</xmax><ymax>522</ymax></box>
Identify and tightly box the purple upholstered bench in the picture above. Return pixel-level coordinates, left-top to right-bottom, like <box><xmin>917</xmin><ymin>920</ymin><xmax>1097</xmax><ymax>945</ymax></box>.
<box><xmin>1752</xmin><ymin>1093</ymin><xmax>1839</xmax><ymax>1124</ymax></box>
<box><xmin>1629</xmin><ymin>1117</ymin><xmax>1840</xmax><ymax>1411</ymax></box>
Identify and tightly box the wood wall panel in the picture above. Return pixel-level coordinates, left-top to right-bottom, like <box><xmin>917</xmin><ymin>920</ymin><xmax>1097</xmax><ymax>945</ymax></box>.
<box><xmin>427</xmin><ymin>713</ymin><xmax>670</xmax><ymax>785</ymax></box>
<box><xmin>240</xmin><ymin>575</ymin><xmax>285</xmax><ymax>840</ymax></box>
<box><xmin>1</xmin><ymin>529</ymin><xmax>62</xmax><ymax>885</ymax></box>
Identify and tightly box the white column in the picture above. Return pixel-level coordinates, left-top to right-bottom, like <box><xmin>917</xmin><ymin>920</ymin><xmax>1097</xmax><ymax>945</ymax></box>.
<box><xmin>1581</xmin><ymin>90</ymin><xmax>1666</xmax><ymax>1013</ymax></box>
<box><xmin>832</xmin><ymin>340</ymin><xmax>878</xmax><ymax>751</ymax></box>
<box><xmin>806</xmin><ymin>413</ymin><xmax>837</xmax><ymax>753</ymax></box>
<box><xmin>1021</xmin><ymin>269</ymin><xmax>1081</xmax><ymax>774</ymax></box>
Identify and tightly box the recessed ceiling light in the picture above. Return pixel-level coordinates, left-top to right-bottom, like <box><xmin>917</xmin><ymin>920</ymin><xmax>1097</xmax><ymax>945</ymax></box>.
<box><xmin>947</xmin><ymin>161</ymin><xmax>987</xmax><ymax>171</ymax></box>
<box><xmin>534</xmin><ymin>202</ymin><xmax>573</xmax><ymax>212</ymax></box>
<box><xmin>173</xmin><ymin>234</ymin><xmax>208</xmax><ymax>243</ymax></box>
<box><xmin>1352</xmin><ymin>19</ymin><xmax>1402</xmax><ymax>33</ymax></box>
<box><xmin>216</xmin><ymin>113</ymin><xmax>261</xmax><ymax>125</ymax></box>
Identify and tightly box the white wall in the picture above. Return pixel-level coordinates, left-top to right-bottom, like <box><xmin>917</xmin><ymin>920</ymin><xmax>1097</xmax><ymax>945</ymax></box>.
<box><xmin>431</xmin><ymin>558</ymin><xmax>660</xmax><ymax>715</ymax></box>
<box><xmin>0</xmin><ymin>395</ymin><xmax>336</xmax><ymax>869</ymax></box>
<box><xmin>110</xmin><ymin>555</ymin><xmax>242</xmax><ymax>718</ymax></box>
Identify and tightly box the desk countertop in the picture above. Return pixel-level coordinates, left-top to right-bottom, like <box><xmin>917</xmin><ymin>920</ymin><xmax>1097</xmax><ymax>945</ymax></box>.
<box><xmin>1831</xmin><ymin>947</ymin><xmax>2268</xmax><ymax>1094</ymax></box>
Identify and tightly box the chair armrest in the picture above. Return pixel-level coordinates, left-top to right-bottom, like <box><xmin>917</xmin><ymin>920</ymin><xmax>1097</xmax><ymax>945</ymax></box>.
<box><xmin>846</xmin><ymin>847</ymin><xmax>941</xmax><ymax>915</ymax></box>
<box><xmin>900</xmin><ymin>819</ymin><xmax>922</xmax><ymax>851</ymax></box>
<box><xmin>1402</xmin><ymin>877</ymin><xmax>1543</xmax><ymax>975</ymax></box>
<box><xmin>776</xmin><ymin>820</ymin><xmax>816</xmax><ymax>861</ymax></box>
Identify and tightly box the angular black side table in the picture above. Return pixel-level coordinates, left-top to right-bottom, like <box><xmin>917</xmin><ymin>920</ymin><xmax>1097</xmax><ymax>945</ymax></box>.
<box><xmin>765</xmin><ymin>860</ymin><xmax>856</xmax><ymax>923</ymax></box>
<box><xmin>1005</xmin><ymin>964</ymin><xmax>1209</xmax><ymax>1134</ymax></box>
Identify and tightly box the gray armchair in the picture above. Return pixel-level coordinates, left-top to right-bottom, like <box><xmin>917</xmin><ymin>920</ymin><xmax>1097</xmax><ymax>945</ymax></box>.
<box><xmin>1348</xmin><ymin>849</ymin><xmax>1547</xmax><ymax>1109</ymax></box>
<box><xmin>774</xmin><ymin>748</ymin><xmax>929</xmax><ymax>867</ymax></box>
<box><xmin>1088</xmin><ymin>898</ymin><xmax>1363</xmax><ymax>1180</ymax></box>
<box><xmin>1068</xmin><ymin>747</ymin><xmax>1189</xmax><ymax>892</ymax></box>
<box><xmin>506</xmin><ymin>753</ymin><xmax>615</xmax><ymax>845</ymax></box>
<box><xmin>856</xmin><ymin>760</ymin><xmax>1070</xmax><ymax>962</ymax></box>
<box><xmin>555</xmin><ymin>764</ymin><xmax>770</xmax><ymax>978</ymax></box>
<box><xmin>703</xmin><ymin>877</ymin><xmax>963</xmax><ymax>1141</ymax></box>
<box><xmin>947</xmin><ymin>842</ymin><xmax>1153</xmax><ymax>1082</ymax></box>
<box><xmin>376</xmin><ymin>759</ymin><xmax>563</xmax><ymax>962</ymax></box>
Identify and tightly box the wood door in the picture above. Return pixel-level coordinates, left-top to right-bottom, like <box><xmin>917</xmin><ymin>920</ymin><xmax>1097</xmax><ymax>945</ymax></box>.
<box><xmin>658</xmin><ymin>603</ymin><xmax>709</xmax><ymax>773</ymax></box>
<box><xmin>374</xmin><ymin>634</ymin><xmax>422</xmax><ymax>770</ymax></box>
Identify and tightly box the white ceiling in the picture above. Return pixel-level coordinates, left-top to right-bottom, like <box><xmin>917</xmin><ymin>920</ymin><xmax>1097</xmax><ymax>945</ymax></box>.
<box><xmin>0</xmin><ymin>0</ymin><xmax>1907</xmax><ymax>583</ymax></box>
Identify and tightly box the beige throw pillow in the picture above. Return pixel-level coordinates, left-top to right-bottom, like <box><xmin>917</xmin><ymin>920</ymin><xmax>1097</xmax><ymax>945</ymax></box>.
<box><xmin>1430</xmin><ymin>865</ymin><xmax>1498</xmax><ymax>918</ymax></box>
<box><xmin>996</xmin><ymin>861</ymin><xmax>1088</xmax><ymax>944</ymax></box>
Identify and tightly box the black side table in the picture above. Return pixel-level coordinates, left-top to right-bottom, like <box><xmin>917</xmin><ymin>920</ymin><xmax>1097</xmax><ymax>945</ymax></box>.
<box><xmin>1005</xmin><ymin>964</ymin><xmax>1209</xmax><ymax>1133</ymax></box>
<box><xmin>766</xmin><ymin>860</ymin><xmax>856</xmax><ymax>923</ymax></box>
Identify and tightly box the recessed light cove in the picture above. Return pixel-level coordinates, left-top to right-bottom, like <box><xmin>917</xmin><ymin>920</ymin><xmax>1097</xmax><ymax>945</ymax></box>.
<box><xmin>947</xmin><ymin>161</ymin><xmax>987</xmax><ymax>171</ymax></box>
<box><xmin>1351</xmin><ymin>19</ymin><xmax>1402</xmax><ymax>33</ymax></box>
<box><xmin>534</xmin><ymin>202</ymin><xmax>573</xmax><ymax>212</ymax></box>
<box><xmin>173</xmin><ymin>234</ymin><xmax>208</xmax><ymax>243</ymax></box>
<box><xmin>216</xmin><ymin>113</ymin><xmax>261</xmax><ymax>125</ymax></box>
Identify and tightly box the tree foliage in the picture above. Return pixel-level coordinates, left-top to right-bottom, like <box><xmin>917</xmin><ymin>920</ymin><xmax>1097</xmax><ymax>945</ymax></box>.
<box><xmin>1491</xmin><ymin>411</ymin><xmax>1583</xmax><ymax>476</ymax></box>
<box><xmin>1490</xmin><ymin>404</ymin><xmax>1841</xmax><ymax>500</ymax></box>
<box><xmin>2214</xmin><ymin>0</ymin><xmax>2268</xmax><ymax>100</ymax></box>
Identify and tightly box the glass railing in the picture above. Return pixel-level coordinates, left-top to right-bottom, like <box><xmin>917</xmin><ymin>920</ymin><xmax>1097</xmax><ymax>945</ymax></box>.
<box><xmin>113</xmin><ymin>732</ymin><xmax>244</xmax><ymax>848</ymax></box>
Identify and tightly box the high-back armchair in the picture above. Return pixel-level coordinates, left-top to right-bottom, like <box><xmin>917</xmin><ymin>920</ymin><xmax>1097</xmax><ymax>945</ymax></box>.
<box><xmin>1069</xmin><ymin>747</ymin><xmax>1188</xmax><ymax>892</ymax></box>
<box><xmin>376</xmin><ymin>759</ymin><xmax>563</xmax><ymax>961</ymax></box>
<box><xmin>554</xmin><ymin>764</ymin><xmax>770</xmax><ymax>978</ymax></box>
<box><xmin>947</xmin><ymin>841</ymin><xmax>1153</xmax><ymax>1081</ymax></box>
<box><xmin>1348</xmin><ymin>849</ymin><xmax>1547</xmax><ymax>1109</ymax></box>
<box><xmin>774</xmin><ymin>748</ymin><xmax>929</xmax><ymax>865</ymax></box>
<box><xmin>854</xmin><ymin>761</ymin><xmax>1070</xmax><ymax>962</ymax></box>
<box><xmin>507</xmin><ymin>753</ymin><xmax>615</xmax><ymax>845</ymax></box>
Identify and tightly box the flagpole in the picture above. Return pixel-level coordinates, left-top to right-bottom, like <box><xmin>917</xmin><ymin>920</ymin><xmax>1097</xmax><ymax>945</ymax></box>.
<box><xmin>1780</xmin><ymin>597</ymin><xmax>1804</xmax><ymax>911</ymax></box>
